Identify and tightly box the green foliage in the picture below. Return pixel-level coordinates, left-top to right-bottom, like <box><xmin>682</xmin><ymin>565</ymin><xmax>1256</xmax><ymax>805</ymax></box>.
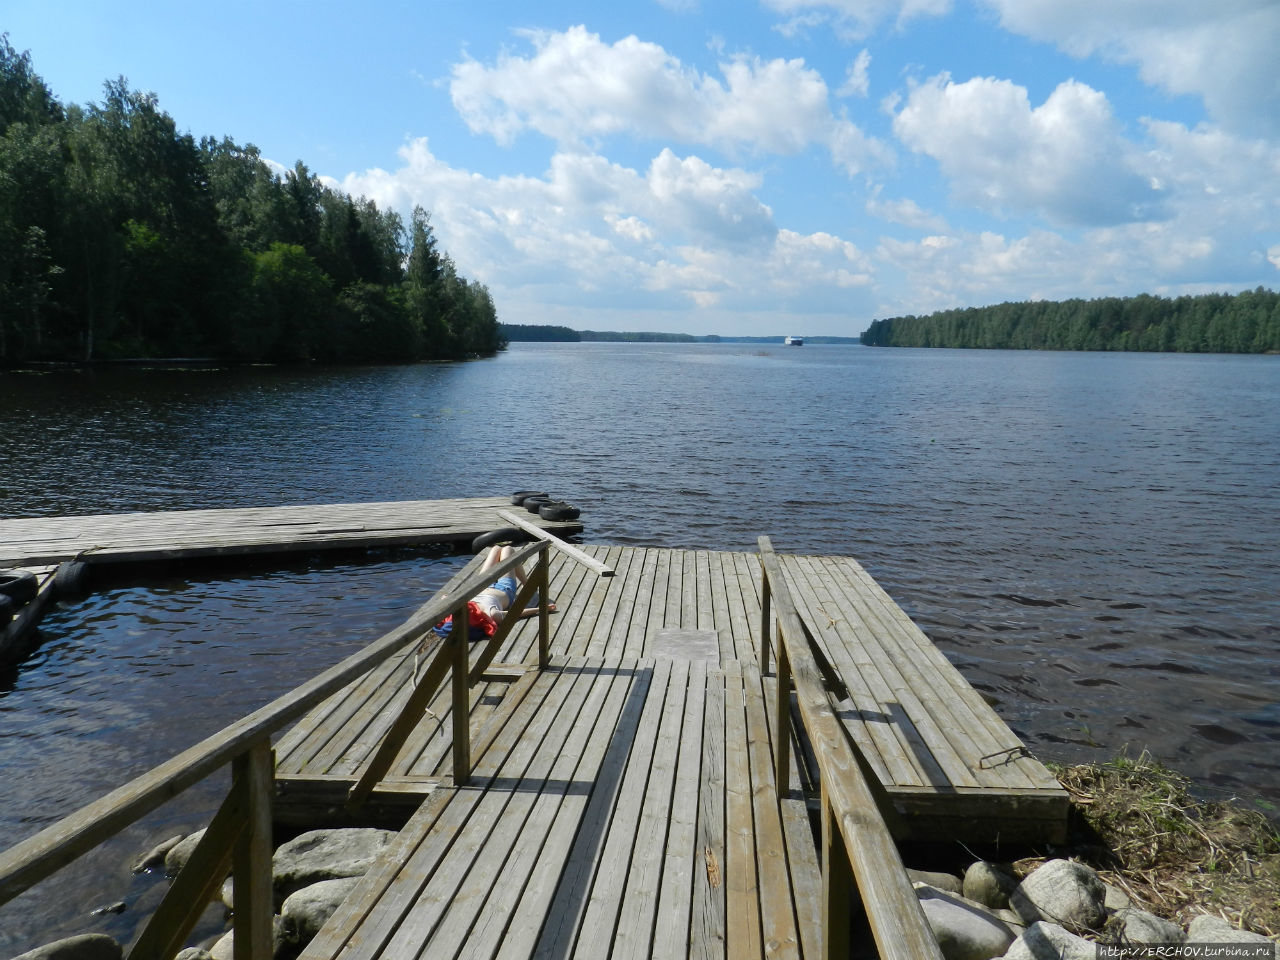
<box><xmin>0</xmin><ymin>38</ymin><xmax>500</xmax><ymax>365</ymax></box>
<box><xmin>500</xmin><ymin>324</ymin><xmax>581</xmax><ymax>342</ymax></box>
<box><xmin>861</xmin><ymin>290</ymin><xmax>1280</xmax><ymax>354</ymax></box>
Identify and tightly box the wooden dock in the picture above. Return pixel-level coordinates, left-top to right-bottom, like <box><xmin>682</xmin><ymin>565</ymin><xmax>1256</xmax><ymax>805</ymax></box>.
<box><xmin>0</xmin><ymin>508</ymin><xmax>1068</xmax><ymax>960</ymax></box>
<box><xmin>278</xmin><ymin>545</ymin><xmax>1066</xmax><ymax>845</ymax></box>
<box><xmin>0</xmin><ymin>498</ymin><xmax>582</xmax><ymax>667</ymax></box>
<box><xmin>0</xmin><ymin>497</ymin><xmax>582</xmax><ymax>568</ymax></box>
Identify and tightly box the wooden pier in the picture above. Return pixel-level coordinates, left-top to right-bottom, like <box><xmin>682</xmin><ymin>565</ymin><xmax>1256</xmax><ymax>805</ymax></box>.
<box><xmin>0</xmin><ymin>496</ymin><xmax>582</xmax><ymax>568</ymax></box>
<box><xmin>0</xmin><ymin>497</ymin><xmax>581</xmax><ymax>666</ymax></box>
<box><xmin>276</xmin><ymin>543</ymin><xmax>1065</xmax><ymax>844</ymax></box>
<box><xmin>0</xmin><ymin>504</ymin><xmax>1069</xmax><ymax>960</ymax></box>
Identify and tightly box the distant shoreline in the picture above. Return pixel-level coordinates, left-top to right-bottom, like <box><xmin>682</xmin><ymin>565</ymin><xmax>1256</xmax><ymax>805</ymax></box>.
<box><xmin>499</xmin><ymin>324</ymin><xmax>862</xmax><ymax>345</ymax></box>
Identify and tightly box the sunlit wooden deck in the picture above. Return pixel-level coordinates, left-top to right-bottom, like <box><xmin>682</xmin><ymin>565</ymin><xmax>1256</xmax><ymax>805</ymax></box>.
<box><xmin>0</xmin><ymin>524</ymin><xmax>1064</xmax><ymax>960</ymax></box>
<box><xmin>0</xmin><ymin>497</ymin><xmax>582</xmax><ymax>568</ymax></box>
<box><xmin>298</xmin><ymin>655</ymin><xmax>822</xmax><ymax>960</ymax></box>
<box><xmin>279</xmin><ymin>544</ymin><xmax>1067</xmax><ymax>843</ymax></box>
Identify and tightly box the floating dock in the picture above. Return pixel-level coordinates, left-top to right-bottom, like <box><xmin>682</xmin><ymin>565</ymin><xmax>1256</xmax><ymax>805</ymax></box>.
<box><xmin>0</xmin><ymin>497</ymin><xmax>582</xmax><ymax>666</ymax></box>
<box><xmin>0</xmin><ymin>497</ymin><xmax>582</xmax><ymax>568</ymax></box>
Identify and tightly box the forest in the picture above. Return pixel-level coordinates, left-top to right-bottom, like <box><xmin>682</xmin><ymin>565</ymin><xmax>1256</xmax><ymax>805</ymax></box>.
<box><xmin>860</xmin><ymin>289</ymin><xmax>1280</xmax><ymax>353</ymax></box>
<box><xmin>0</xmin><ymin>37</ymin><xmax>501</xmax><ymax>365</ymax></box>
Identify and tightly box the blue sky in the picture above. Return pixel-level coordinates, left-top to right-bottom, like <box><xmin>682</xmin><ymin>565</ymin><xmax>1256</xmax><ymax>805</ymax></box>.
<box><xmin>6</xmin><ymin>0</ymin><xmax>1279</xmax><ymax>336</ymax></box>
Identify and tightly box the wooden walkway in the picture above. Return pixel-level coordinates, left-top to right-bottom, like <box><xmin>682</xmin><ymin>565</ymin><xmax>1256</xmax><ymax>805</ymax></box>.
<box><xmin>0</xmin><ymin>497</ymin><xmax>582</xmax><ymax>568</ymax></box>
<box><xmin>279</xmin><ymin>545</ymin><xmax>1066</xmax><ymax>843</ymax></box>
<box><xmin>299</xmin><ymin>655</ymin><xmax>821</xmax><ymax>960</ymax></box>
<box><xmin>274</xmin><ymin>542</ymin><xmax>1068</xmax><ymax>960</ymax></box>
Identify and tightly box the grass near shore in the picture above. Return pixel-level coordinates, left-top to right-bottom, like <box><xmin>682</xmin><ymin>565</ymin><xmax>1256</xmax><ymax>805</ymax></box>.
<box><xmin>1034</xmin><ymin>751</ymin><xmax>1279</xmax><ymax>938</ymax></box>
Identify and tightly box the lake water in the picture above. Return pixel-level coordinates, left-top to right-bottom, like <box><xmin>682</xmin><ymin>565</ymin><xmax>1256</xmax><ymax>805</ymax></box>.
<box><xmin>1</xmin><ymin>342</ymin><xmax>1278</xmax><ymax>952</ymax></box>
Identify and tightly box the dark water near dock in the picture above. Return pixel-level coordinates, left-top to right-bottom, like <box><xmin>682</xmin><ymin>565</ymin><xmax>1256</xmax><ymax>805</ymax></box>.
<box><xmin>1</xmin><ymin>342</ymin><xmax>1278</xmax><ymax>952</ymax></box>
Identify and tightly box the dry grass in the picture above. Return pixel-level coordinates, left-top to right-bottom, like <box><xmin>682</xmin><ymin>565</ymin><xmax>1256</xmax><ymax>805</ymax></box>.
<box><xmin>1029</xmin><ymin>751</ymin><xmax>1280</xmax><ymax>938</ymax></box>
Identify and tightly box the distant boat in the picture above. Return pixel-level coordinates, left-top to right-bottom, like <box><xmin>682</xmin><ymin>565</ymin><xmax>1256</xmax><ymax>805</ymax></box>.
<box><xmin>784</xmin><ymin>336</ymin><xmax>804</xmax><ymax>346</ymax></box>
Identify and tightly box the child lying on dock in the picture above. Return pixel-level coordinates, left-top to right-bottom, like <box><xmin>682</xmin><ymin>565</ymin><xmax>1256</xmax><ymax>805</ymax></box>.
<box><xmin>432</xmin><ymin>544</ymin><xmax>556</xmax><ymax>642</ymax></box>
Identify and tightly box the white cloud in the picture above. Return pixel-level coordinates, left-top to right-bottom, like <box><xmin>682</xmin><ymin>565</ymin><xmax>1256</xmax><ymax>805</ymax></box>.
<box><xmin>764</xmin><ymin>0</ymin><xmax>952</xmax><ymax>39</ymax></box>
<box><xmin>448</xmin><ymin>25</ymin><xmax>890</xmax><ymax>172</ymax></box>
<box><xmin>875</xmin><ymin>126</ymin><xmax>1280</xmax><ymax>315</ymax></box>
<box><xmin>865</xmin><ymin>190</ymin><xmax>948</xmax><ymax>231</ymax></box>
<box><xmin>338</xmin><ymin>138</ymin><xmax>876</xmax><ymax>325</ymax></box>
<box><xmin>837</xmin><ymin>49</ymin><xmax>872</xmax><ymax>97</ymax></box>
<box><xmin>893</xmin><ymin>73</ymin><xmax>1165</xmax><ymax>226</ymax></box>
<box><xmin>981</xmin><ymin>0</ymin><xmax>1280</xmax><ymax>138</ymax></box>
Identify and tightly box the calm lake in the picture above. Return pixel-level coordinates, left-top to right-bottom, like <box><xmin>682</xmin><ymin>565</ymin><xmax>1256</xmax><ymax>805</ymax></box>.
<box><xmin>1</xmin><ymin>341</ymin><xmax>1278</xmax><ymax>951</ymax></box>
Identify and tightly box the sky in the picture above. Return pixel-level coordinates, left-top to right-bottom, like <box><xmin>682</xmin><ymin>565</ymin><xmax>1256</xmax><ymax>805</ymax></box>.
<box><xmin>6</xmin><ymin>0</ymin><xmax>1280</xmax><ymax>336</ymax></box>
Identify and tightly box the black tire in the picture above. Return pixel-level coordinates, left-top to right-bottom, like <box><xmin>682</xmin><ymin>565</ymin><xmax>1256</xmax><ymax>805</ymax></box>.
<box><xmin>0</xmin><ymin>594</ymin><xmax>13</xmax><ymax>630</ymax></box>
<box><xmin>523</xmin><ymin>496</ymin><xmax>554</xmax><ymax>513</ymax></box>
<box><xmin>511</xmin><ymin>490</ymin><xmax>548</xmax><ymax>506</ymax></box>
<box><xmin>471</xmin><ymin>527</ymin><xmax>534</xmax><ymax>554</ymax></box>
<box><xmin>54</xmin><ymin>561</ymin><xmax>89</xmax><ymax>598</ymax></box>
<box><xmin>539</xmin><ymin>502</ymin><xmax>581</xmax><ymax>522</ymax></box>
<box><xmin>0</xmin><ymin>570</ymin><xmax>38</xmax><ymax>606</ymax></box>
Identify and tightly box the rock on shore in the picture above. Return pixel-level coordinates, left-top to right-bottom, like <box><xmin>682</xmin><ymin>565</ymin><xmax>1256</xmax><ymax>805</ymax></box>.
<box><xmin>913</xmin><ymin>857</ymin><xmax>1278</xmax><ymax>960</ymax></box>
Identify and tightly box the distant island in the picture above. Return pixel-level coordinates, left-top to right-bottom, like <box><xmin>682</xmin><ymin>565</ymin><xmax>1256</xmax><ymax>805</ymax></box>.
<box><xmin>860</xmin><ymin>288</ymin><xmax>1279</xmax><ymax>353</ymax></box>
<box><xmin>499</xmin><ymin>325</ymin><xmax>861</xmax><ymax>345</ymax></box>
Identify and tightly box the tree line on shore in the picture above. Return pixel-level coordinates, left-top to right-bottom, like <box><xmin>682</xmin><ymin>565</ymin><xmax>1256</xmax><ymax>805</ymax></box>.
<box><xmin>860</xmin><ymin>289</ymin><xmax>1280</xmax><ymax>353</ymax></box>
<box><xmin>0</xmin><ymin>37</ymin><xmax>500</xmax><ymax>365</ymax></box>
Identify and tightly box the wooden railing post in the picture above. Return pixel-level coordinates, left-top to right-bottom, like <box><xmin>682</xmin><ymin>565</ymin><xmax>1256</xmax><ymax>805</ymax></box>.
<box><xmin>821</xmin><ymin>788</ymin><xmax>855</xmax><ymax>960</ymax></box>
<box><xmin>759</xmin><ymin>566</ymin><xmax>773</xmax><ymax>673</ymax></box>
<box><xmin>128</xmin><ymin>762</ymin><xmax>247</xmax><ymax>959</ymax></box>
<box><xmin>232</xmin><ymin>741</ymin><xmax>274</xmax><ymax>960</ymax></box>
<box><xmin>451</xmin><ymin>602</ymin><xmax>471</xmax><ymax>786</ymax></box>
<box><xmin>537</xmin><ymin>544</ymin><xmax>550</xmax><ymax>669</ymax></box>
<box><xmin>774</xmin><ymin>632</ymin><xmax>793</xmax><ymax>791</ymax></box>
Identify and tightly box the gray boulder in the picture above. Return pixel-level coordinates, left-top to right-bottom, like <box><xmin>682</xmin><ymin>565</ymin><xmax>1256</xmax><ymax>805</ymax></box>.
<box><xmin>281</xmin><ymin>876</ymin><xmax>362</xmax><ymax>945</ymax></box>
<box><xmin>1110</xmin><ymin>907</ymin><xmax>1185</xmax><ymax>945</ymax></box>
<box><xmin>208</xmin><ymin>916</ymin><xmax>288</xmax><ymax>960</ymax></box>
<box><xmin>1186</xmin><ymin>914</ymin><xmax>1278</xmax><ymax>950</ymax></box>
<box><xmin>10</xmin><ymin>935</ymin><xmax>123</xmax><ymax>960</ymax></box>
<box><xmin>272</xmin><ymin>827</ymin><xmax>396</xmax><ymax>900</ymax></box>
<box><xmin>174</xmin><ymin>950</ymin><xmax>213</xmax><ymax>960</ymax></box>
<box><xmin>1004</xmin><ymin>921</ymin><xmax>1096</xmax><ymax>960</ymax></box>
<box><xmin>963</xmin><ymin>861</ymin><xmax>1020</xmax><ymax>910</ymax></box>
<box><xmin>131</xmin><ymin>834</ymin><xmax>186</xmax><ymax>873</ymax></box>
<box><xmin>914</xmin><ymin>883</ymin><xmax>1019</xmax><ymax>960</ymax></box>
<box><xmin>1010</xmin><ymin>859</ymin><xmax>1107</xmax><ymax>930</ymax></box>
<box><xmin>909</xmin><ymin>869</ymin><xmax>965</xmax><ymax>895</ymax></box>
<box><xmin>165</xmin><ymin>828</ymin><xmax>207</xmax><ymax>876</ymax></box>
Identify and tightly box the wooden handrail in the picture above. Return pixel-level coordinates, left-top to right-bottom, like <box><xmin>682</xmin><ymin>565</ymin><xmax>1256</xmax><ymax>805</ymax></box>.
<box><xmin>496</xmin><ymin>509</ymin><xmax>614</xmax><ymax>577</ymax></box>
<box><xmin>757</xmin><ymin>536</ymin><xmax>943</xmax><ymax>960</ymax></box>
<box><xmin>0</xmin><ymin>539</ymin><xmax>546</xmax><ymax>904</ymax></box>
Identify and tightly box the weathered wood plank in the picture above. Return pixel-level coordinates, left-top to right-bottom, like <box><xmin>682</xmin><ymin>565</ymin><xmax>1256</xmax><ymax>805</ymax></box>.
<box><xmin>808</xmin><ymin>555</ymin><xmax>1047</xmax><ymax>790</ymax></box>
<box><xmin>651</xmin><ymin>657</ymin><xmax>709</xmax><ymax>960</ymax></box>
<box><xmin>722</xmin><ymin>659</ymin><xmax>764</xmax><ymax>960</ymax></box>
<box><xmin>692</xmin><ymin>668</ymin><xmax>728</xmax><ymax>960</ymax></box>
<box><xmin>379</xmin><ymin>656</ymin><xmax>613</xmax><ymax>956</ymax></box>
<box><xmin>741</xmin><ymin>661</ymin><xmax>802</xmax><ymax>960</ymax></box>
<box><xmin>468</xmin><ymin>660</ymin><xmax>645</xmax><ymax>958</ymax></box>
<box><xmin>784</xmin><ymin>555</ymin><xmax>957</xmax><ymax>789</ymax></box>
<box><xmin>493</xmin><ymin>660</ymin><xmax>655</xmax><ymax>960</ymax></box>
<box><xmin>533</xmin><ymin>658</ymin><xmax>672</xmax><ymax>958</ymax></box>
